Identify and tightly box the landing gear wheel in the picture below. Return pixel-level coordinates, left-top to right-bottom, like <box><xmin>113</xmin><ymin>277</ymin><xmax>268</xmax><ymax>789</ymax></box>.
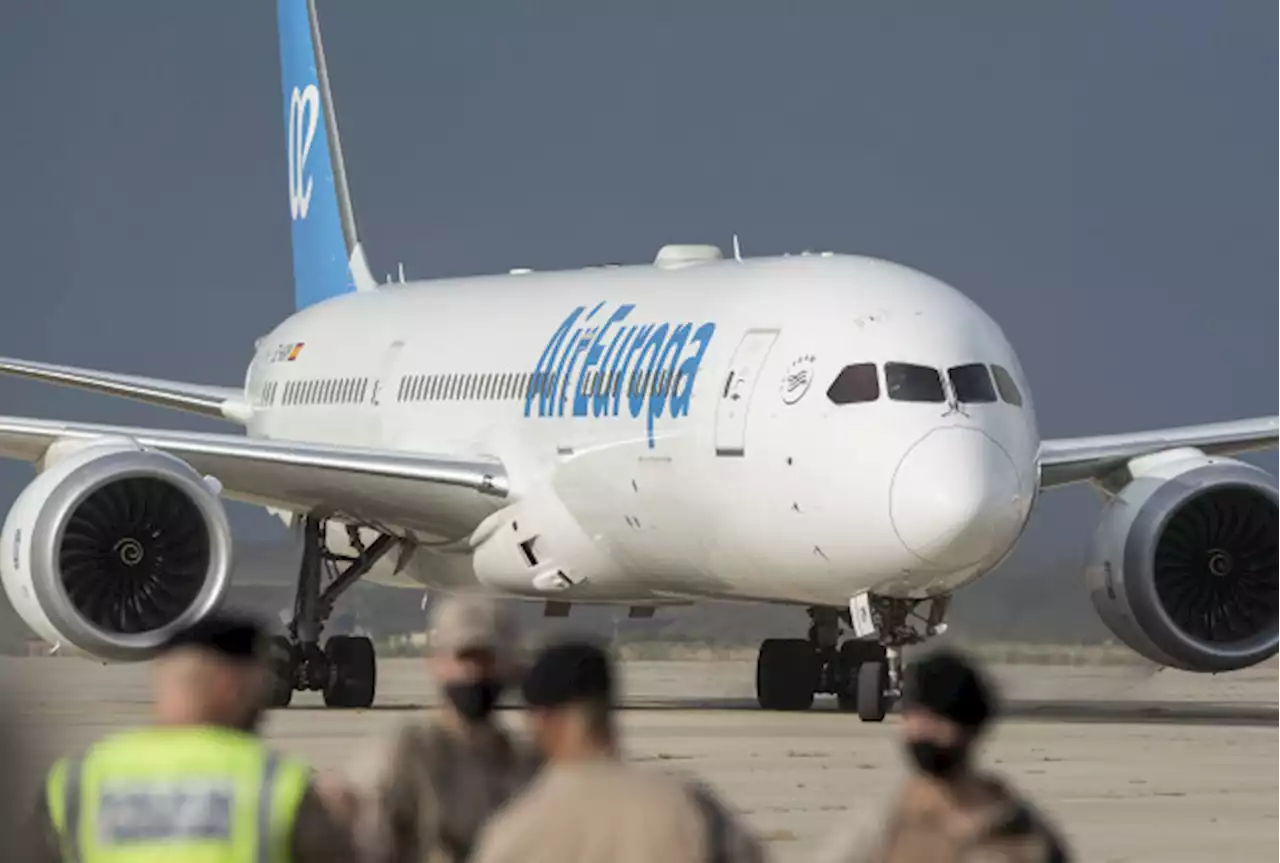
<box><xmin>856</xmin><ymin>660</ymin><xmax>890</xmax><ymax>722</ymax></box>
<box><xmin>266</xmin><ymin>635</ymin><xmax>295</xmax><ymax>709</ymax></box>
<box><xmin>323</xmin><ymin>635</ymin><xmax>376</xmax><ymax>708</ymax></box>
<box><xmin>756</xmin><ymin>638</ymin><xmax>819</xmax><ymax>711</ymax></box>
<box><xmin>835</xmin><ymin>641</ymin><xmax>887</xmax><ymax>711</ymax></box>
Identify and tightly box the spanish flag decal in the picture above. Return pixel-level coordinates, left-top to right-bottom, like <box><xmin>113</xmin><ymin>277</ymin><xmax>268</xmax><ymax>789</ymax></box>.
<box><xmin>286</xmin><ymin>343</ymin><xmax>305</xmax><ymax>361</ymax></box>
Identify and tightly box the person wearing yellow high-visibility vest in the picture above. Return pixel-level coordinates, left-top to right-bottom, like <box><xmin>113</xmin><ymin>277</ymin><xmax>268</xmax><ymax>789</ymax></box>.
<box><xmin>27</xmin><ymin>612</ymin><xmax>355</xmax><ymax>863</ymax></box>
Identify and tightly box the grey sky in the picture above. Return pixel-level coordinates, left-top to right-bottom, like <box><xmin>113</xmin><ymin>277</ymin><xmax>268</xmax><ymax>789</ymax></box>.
<box><xmin>1</xmin><ymin>2</ymin><xmax>1275</xmax><ymax>550</ymax></box>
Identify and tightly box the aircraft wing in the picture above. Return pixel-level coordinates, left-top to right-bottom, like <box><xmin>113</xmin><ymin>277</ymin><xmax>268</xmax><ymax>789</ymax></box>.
<box><xmin>1038</xmin><ymin>415</ymin><xmax>1279</xmax><ymax>488</ymax></box>
<box><xmin>0</xmin><ymin>415</ymin><xmax>508</xmax><ymax>540</ymax></box>
<box><xmin>0</xmin><ymin>356</ymin><xmax>251</xmax><ymax>424</ymax></box>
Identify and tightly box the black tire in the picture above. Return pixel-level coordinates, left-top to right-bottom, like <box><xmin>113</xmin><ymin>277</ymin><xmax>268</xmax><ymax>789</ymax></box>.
<box><xmin>323</xmin><ymin>636</ymin><xmax>376</xmax><ymax>708</ymax></box>
<box><xmin>266</xmin><ymin>635</ymin><xmax>295</xmax><ymax>709</ymax></box>
<box><xmin>756</xmin><ymin>638</ymin><xmax>819</xmax><ymax>711</ymax></box>
<box><xmin>856</xmin><ymin>660</ymin><xmax>889</xmax><ymax>722</ymax></box>
<box><xmin>836</xmin><ymin>641</ymin><xmax>886</xmax><ymax>711</ymax></box>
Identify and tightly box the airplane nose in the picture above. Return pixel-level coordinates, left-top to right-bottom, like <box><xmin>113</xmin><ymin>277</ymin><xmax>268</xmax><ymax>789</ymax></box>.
<box><xmin>890</xmin><ymin>427</ymin><xmax>1023</xmax><ymax>568</ymax></box>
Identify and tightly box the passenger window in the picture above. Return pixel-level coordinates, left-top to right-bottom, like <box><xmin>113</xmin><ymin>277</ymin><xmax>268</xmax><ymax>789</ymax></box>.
<box><xmin>826</xmin><ymin>363</ymin><xmax>880</xmax><ymax>405</ymax></box>
<box><xmin>885</xmin><ymin>363</ymin><xmax>945</xmax><ymax>403</ymax></box>
<box><xmin>948</xmin><ymin>364</ymin><xmax>997</xmax><ymax>403</ymax></box>
<box><xmin>991</xmin><ymin>364</ymin><xmax>1023</xmax><ymax>407</ymax></box>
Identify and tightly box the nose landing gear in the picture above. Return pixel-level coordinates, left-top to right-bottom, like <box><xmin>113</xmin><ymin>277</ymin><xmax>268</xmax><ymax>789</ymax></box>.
<box><xmin>754</xmin><ymin>594</ymin><xmax>949</xmax><ymax>720</ymax></box>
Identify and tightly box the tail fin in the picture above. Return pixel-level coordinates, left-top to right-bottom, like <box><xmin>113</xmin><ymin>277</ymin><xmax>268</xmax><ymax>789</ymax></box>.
<box><xmin>277</xmin><ymin>0</ymin><xmax>376</xmax><ymax>310</ymax></box>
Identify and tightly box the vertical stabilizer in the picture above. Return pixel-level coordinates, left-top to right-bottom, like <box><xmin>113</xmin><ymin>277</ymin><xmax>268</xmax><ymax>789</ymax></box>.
<box><xmin>277</xmin><ymin>0</ymin><xmax>377</xmax><ymax>310</ymax></box>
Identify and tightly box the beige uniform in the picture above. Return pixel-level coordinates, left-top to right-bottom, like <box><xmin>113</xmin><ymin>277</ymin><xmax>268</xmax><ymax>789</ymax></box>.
<box><xmin>470</xmin><ymin>757</ymin><xmax>765</xmax><ymax>863</ymax></box>
<box><xmin>352</xmin><ymin>717</ymin><xmax>542</xmax><ymax>863</ymax></box>
<box><xmin>815</xmin><ymin>774</ymin><xmax>1068</xmax><ymax>863</ymax></box>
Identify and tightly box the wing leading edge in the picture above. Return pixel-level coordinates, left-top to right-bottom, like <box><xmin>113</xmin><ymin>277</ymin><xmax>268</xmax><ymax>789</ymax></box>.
<box><xmin>0</xmin><ymin>356</ymin><xmax>251</xmax><ymax>424</ymax></box>
<box><xmin>1038</xmin><ymin>415</ymin><xmax>1278</xmax><ymax>488</ymax></box>
<box><xmin>0</xmin><ymin>415</ymin><xmax>509</xmax><ymax>540</ymax></box>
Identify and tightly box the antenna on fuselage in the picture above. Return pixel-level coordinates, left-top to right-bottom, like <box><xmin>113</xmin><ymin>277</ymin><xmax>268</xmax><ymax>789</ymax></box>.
<box><xmin>732</xmin><ymin>234</ymin><xmax>743</xmax><ymax>262</ymax></box>
<box><xmin>397</xmin><ymin>262</ymin><xmax>406</xmax><ymax>282</ymax></box>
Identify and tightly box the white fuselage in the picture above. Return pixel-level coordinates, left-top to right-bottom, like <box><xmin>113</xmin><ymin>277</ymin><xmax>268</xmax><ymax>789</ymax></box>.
<box><xmin>243</xmin><ymin>253</ymin><xmax>1039</xmax><ymax>608</ymax></box>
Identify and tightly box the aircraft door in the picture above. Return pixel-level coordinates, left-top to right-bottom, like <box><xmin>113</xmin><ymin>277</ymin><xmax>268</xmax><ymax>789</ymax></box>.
<box><xmin>714</xmin><ymin>328</ymin><xmax>779</xmax><ymax>457</ymax></box>
<box><xmin>371</xmin><ymin>340</ymin><xmax>405</xmax><ymax>444</ymax></box>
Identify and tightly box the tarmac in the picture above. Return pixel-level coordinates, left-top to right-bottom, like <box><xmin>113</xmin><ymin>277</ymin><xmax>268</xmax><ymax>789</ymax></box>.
<box><xmin>1</xmin><ymin>656</ymin><xmax>1275</xmax><ymax>862</ymax></box>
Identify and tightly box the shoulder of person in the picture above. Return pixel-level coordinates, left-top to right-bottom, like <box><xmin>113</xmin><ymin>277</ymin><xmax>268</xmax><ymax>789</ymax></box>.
<box><xmin>468</xmin><ymin>770</ymin><xmax>552</xmax><ymax>863</ymax></box>
<box><xmin>981</xmin><ymin>775</ymin><xmax>1071</xmax><ymax>860</ymax></box>
<box><xmin>344</xmin><ymin>718</ymin><xmax>441</xmax><ymax>794</ymax></box>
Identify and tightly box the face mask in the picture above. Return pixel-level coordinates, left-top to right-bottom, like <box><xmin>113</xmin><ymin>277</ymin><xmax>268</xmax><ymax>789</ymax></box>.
<box><xmin>443</xmin><ymin>679</ymin><xmax>504</xmax><ymax>722</ymax></box>
<box><xmin>907</xmin><ymin>740</ymin><xmax>969</xmax><ymax>778</ymax></box>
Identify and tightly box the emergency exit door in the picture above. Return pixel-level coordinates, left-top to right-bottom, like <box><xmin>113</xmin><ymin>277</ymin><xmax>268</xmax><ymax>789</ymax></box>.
<box><xmin>714</xmin><ymin>329</ymin><xmax>779</xmax><ymax>457</ymax></box>
<box><xmin>371</xmin><ymin>340</ymin><xmax>405</xmax><ymax>445</ymax></box>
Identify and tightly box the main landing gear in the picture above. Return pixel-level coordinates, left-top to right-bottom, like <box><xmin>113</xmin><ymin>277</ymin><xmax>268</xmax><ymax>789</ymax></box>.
<box><xmin>267</xmin><ymin>516</ymin><xmax>398</xmax><ymax>709</ymax></box>
<box><xmin>755</xmin><ymin>593</ymin><xmax>949</xmax><ymax>721</ymax></box>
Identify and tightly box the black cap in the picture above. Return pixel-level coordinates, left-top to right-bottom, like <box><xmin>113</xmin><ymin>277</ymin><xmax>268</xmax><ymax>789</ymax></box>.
<box><xmin>157</xmin><ymin>611</ymin><xmax>266</xmax><ymax>664</ymax></box>
<box><xmin>901</xmin><ymin>648</ymin><xmax>996</xmax><ymax>730</ymax></box>
<box><xmin>520</xmin><ymin>640</ymin><xmax>613</xmax><ymax>708</ymax></box>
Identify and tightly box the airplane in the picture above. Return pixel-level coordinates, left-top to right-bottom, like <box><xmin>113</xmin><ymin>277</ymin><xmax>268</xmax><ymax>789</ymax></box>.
<box><xmin>1</xmin><ymin>0</ymin><xmax>1276</xmax><ymax>719</ymax></box>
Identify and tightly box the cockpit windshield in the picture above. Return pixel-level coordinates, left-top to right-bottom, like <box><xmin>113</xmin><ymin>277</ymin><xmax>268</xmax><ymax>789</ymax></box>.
<box><xmin>947</xmin><ymin>364</ymin><xmax>997</xmax><ymax>403</ymax></box>
<box><xmin>990</xmin><ymin>364</ymin><xmax>1024</xmax><ymax>406</ymax></box>
<box><xmin>826</xmin><ymin>363</ymin><xmax>880</xmax><ymax>404</ymax></box>
<box><xmin>884</xmin><ymin>362</ymin><xmax>945</xmax><ymax>403</ymax></box>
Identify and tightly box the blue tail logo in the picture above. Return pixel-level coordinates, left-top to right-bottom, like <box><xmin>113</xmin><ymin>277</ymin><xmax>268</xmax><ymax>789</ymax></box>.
<box><xmin>288</xmin><ymin>85</ymin><xmax>320</xmax><ymax>221</ymax></box>
<box><xmin>277</xmin><ymin>0</ymin><xmax>370</xmax><ymax>310</ymax></box>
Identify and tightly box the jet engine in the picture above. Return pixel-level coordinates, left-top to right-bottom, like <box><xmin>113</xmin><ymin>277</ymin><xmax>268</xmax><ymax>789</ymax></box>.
<box><xmin>0</xmin><ymin>441</ymin><xmax>233</xmax><ymax>661</ymax></box>
<box><xmin>1086</xmin><ymin>449</ymin><xmax>1277</xmax><ymax>672</ymax></box>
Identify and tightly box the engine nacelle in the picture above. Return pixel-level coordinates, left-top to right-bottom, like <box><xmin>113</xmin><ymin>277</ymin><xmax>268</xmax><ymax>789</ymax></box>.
<box><xmin>1086</xmin><ymin>449</ymin><xmax>1278</xmax><ymax>672</ymax></box>
<box><xmin>1</xmin><ymin>441</ymin><xmax>233</xmax><ymax>661</ymax></box>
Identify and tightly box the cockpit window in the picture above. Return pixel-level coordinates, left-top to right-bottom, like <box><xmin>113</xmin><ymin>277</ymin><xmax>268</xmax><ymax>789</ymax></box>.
<box><xmin>826</xmin><ymin>363</ymin><xmax>880</xmax><ymax>404</ymax></box>
<box><xmin>884</xmin><ymin>363</ymin><xmax>945</xmax><ymax>403</ymax></box>
<box><xmin>948</xmin><ymin>364</ymin><xmax>997</xmax><ymax>403</ymax></box>
<box><xmin>991</xmin><ymin>364</ymin><xmax>1023</xmax><ymax>407</ymax></box>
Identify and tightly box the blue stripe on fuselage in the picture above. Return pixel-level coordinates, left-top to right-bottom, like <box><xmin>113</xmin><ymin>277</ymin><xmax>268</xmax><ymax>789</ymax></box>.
<box><xmin>526</xmin><ymin>303</ymin><xmax>716</xmax><ymax>448</ymax></box>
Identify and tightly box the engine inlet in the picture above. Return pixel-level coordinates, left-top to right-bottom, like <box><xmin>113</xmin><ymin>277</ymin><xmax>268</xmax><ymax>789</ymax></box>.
<box><xmin>59</xmin><ymin>477</ymin><xmax>211</xmax><ymax>634</ymax></box>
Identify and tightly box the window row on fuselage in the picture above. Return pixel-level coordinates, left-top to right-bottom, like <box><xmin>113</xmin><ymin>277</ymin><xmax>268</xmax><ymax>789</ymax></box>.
<box><xmin>827</xmin><ymin>361</ymin><xmax>1024</xmax><ymax>407</ymax></box>
<box><xmin>396</xmin><ymin>366</ymin><xmax>687</xmax><ymax>404</ymax></box>
<box><xmin>258</xmin><ymin>377</ymin><xmax>371</xmax><ymax>407</ymax></box>
<box><xmin>260</xmin><ymin>365</ymin><xmax>692</xmax><ymax>410</ymax></box>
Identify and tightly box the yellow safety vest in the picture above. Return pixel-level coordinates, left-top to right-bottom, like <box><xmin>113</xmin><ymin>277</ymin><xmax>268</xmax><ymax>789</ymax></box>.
<box><xmin>45</xmin><ymin>725</ymin><xmax>310</xmax><ymax>863</ymax></box>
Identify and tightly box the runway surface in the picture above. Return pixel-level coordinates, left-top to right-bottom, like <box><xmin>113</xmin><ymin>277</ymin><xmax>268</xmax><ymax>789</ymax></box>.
<box><xmin>1</xmin><ymin>657</ymin><xmax>1275</xmax><ymax>862</ymax></box>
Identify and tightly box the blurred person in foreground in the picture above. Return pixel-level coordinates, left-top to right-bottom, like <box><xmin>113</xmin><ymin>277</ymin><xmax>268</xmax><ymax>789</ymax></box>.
<box><xmin>347</xmin><ymin>594</ymin><xmax>541</xmax><ymax>863</ymax></box>
<box><xmin>470</xmin><ymin>639</ymin><xmax>766</xmax><ymax>863</ymax></box>
<box><xmin>1</xmin><ymin>684</ymin><xmax>39</xmax><ymax>861</ymax></box>
<box><xmin>26</xmin><ymin>610</ymin><xmax>354</xmax><ymax>862</ymax></box>
<box><xmin>816</xmin><ymin>648</ymin><xmax>1070</xmax><ymax>863</ymax></box>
